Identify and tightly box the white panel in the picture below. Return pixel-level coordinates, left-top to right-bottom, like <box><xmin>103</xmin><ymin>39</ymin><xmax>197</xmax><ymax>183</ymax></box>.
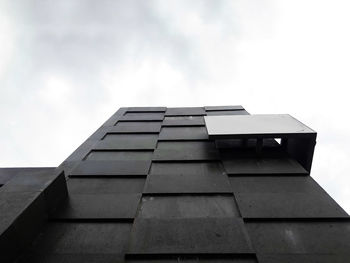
<box><xmin>204</xmin><ymin>114</ymin><xmax>315</xmax><ymax>137</ymax></box>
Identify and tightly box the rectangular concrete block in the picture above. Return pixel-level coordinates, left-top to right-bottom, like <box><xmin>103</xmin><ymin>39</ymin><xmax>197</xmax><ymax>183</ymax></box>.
<box><xmin>144</xmin><ymin>162</ymin><xmax>231</xmax><ymax>194</ymax></box>
<box><xmin>70</xmin><ymin>160</ymin><xmax>151</xmax><ymax>177</ymax></box>
<box><xmin>128</xmin><ymin>218</ymin><xmax>253</xmax><ymax>254</ymax></box>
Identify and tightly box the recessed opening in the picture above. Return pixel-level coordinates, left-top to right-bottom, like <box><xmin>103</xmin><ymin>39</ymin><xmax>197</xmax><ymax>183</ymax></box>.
<box><xmin>215</xmin><ymin>138</ymin><xmax>283</xmax><ymax>150</ymax></box>
<box><xmin>275</xmin><ymin>138</ymin><xmax>282</xmax><ymax>145</ymax></box>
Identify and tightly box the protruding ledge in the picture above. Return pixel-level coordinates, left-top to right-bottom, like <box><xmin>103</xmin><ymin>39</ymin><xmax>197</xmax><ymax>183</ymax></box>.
<box><xmin>0</xmin><ymin>170</ymin><xmax>68</xmax><ymax>263</ymax></box>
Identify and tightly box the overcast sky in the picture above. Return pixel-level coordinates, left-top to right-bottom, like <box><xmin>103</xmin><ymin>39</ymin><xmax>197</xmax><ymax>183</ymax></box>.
<box><xmin>1</xmin><ymin>0</ymin><xmax>350</xmax><ymax>213</ymax></box>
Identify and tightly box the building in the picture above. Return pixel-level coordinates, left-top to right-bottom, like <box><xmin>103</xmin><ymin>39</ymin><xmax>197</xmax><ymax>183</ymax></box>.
<box><xmin>0</xmin><ymin>106</ymin><xmax>349</xmax><ymax>262</ymax></box>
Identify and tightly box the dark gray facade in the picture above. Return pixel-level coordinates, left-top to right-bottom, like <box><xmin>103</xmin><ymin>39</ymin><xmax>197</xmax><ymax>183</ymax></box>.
<box><xmin>0</xmin><ymin>106</ymin><xmax>349</xmax><ymax>263</ymax></box>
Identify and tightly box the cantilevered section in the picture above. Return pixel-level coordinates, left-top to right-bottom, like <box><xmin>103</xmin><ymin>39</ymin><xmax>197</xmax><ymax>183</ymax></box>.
<box><xmin>205</xmin><ymin>114</ymin><xmax>317</xmax><ymax>173</ymax></box>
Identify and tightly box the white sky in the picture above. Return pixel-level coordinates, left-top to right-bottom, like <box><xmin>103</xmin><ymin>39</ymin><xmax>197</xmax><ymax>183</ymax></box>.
<box><xmin>1</xmin><ymin>0</ymin><xmax>350</xmax><ymax>213</ymax></box>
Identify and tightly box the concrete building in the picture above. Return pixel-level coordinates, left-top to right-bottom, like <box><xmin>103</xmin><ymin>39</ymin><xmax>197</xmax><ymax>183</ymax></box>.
<box><xmin>1</xmin><ymin>106</ymin><xmax>349</xmax><ymax>262</ymax></box>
